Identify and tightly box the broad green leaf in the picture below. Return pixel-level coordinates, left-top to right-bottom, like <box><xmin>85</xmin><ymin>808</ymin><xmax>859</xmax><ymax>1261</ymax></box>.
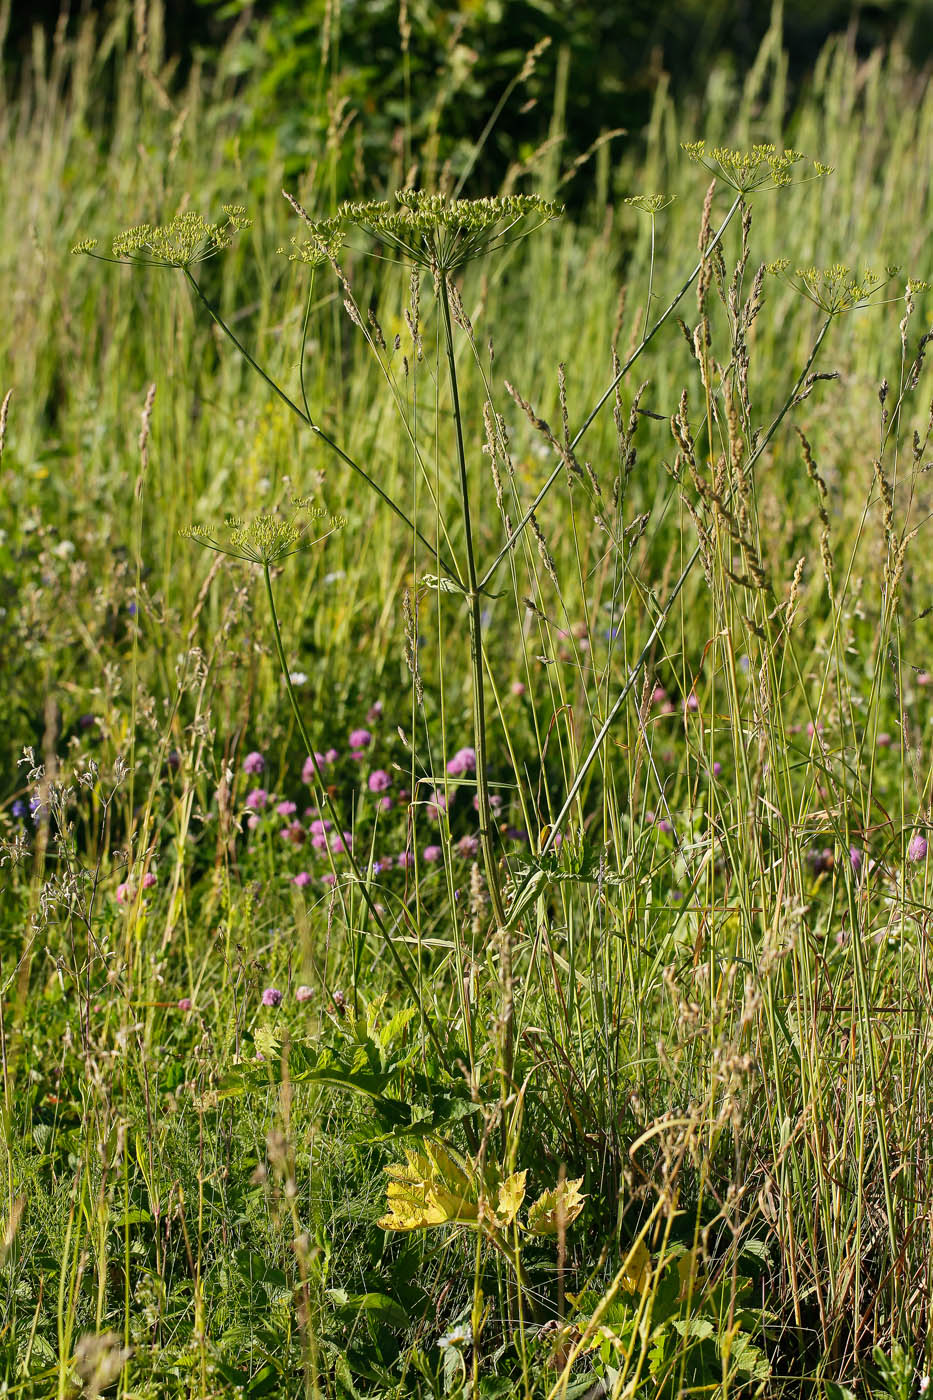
<box><xmin>326</xmin><ymin>1288</ymin><xmax>409</xmax><ymax>1330</ymax></box>
<box><xmin>671</xmin><ymin>1316</ymin><xmax>715</xmax><ymax>1341</ymax></box>
<box><xmin>728</xmin><ymin>1329</ymin><xmax>771</xmax><ymax>1381</ymax></box>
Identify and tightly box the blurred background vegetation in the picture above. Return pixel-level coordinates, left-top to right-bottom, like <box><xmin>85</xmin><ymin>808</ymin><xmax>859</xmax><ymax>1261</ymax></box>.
<box><xmin>5</xmin><ymin>0</ymin><xmax>933</xmax><ymax>205</ymax></box>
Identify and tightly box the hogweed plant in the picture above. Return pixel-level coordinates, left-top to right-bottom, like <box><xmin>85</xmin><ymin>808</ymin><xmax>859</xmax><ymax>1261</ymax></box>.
<box><xmin>67</xmin><ymin>130</ymin><xmax>933</xmax><ymax>1393</ymax></box>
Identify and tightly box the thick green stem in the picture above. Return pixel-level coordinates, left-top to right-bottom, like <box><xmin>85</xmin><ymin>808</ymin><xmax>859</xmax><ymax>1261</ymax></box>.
<box><xmin>438</xmin><ymin>275</ymin><xmax>514</xmax><ymax>1093</ymax></box>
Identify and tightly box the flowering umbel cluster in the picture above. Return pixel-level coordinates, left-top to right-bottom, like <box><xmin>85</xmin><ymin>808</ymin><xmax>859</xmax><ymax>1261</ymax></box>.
<box><xmin>682</xmin><ymin>142</ymin><xmax>832</xmax><ymax>193</ymax></box>
<box><xmin>277</xmin><ymin>216</ymin><xmax>343</xmax><ymax>268</ymax></box>
<box><xmin>180</xmin><ymin>498</ymin><xmax>346</xmax><ymax>566</ymax></box>
<box><xmin>289</xmin><ymin>191</ymin><xmax>562</xmax><ymax>275</ymax></box>
<box><xmin>766</xmin><ymin>260</ymin><xmax>906</xmax><ymax>314</ymax></box>
<box><xmin>72</xmin><ymin>206</ymin><xmax>251</xmax><ymax>269</ymax></box>
<box><xmin>624</xmin><ymin>194</ymin><xmax>676</xmax><ymax>215</ymax></box>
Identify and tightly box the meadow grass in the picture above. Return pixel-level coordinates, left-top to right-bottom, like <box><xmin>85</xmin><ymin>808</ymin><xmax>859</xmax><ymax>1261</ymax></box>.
<box><xmin>3</xmin><ymin>4</ymin><xmax>933</xmax><ymax>1396</ymax></box>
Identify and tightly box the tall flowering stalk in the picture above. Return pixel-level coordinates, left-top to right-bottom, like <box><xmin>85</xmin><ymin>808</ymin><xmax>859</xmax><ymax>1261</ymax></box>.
<box><xmin>297</xmin><ymin>191</ymin><xmax>561</xmax><ymax>1100</ymax></box>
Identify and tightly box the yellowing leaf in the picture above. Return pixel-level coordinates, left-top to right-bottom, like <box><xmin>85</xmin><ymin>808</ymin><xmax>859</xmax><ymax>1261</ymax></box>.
<box><xmin>525</xmin><ymin>1177</ymin><xmax>586</xmax><ymax>1236</ymax></box>
<box><xmin>675</xmin><ymin>1250</ymin><xmax>705</xmax><ymax>1300</ymax></box>
<box><xmin>378</xmin><ymin>1147</ymin><xmax>480</xmax><ymax>1232</ymax></box>
<box><xmin>495</xmin><ymin>1170</ymin><xmax>527</xmax><ymax>1226</ymax></box>
<box><xmin>619</xmin><ymin>1237</ymin><xmax>652</xmax><ymax>1293</ymax></box>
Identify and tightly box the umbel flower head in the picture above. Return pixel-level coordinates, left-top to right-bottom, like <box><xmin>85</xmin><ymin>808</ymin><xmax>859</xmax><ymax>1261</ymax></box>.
<box><xmin>72</xmin><ymin>206</ymin><xmax>251</xmax><ymax>269</ymax></box>
<box><xmin>277</xmin><ymin>216</ymin><xmax>344</xmax><ymax>268</ymax></box>
<box><xmin>766</xmin><ymin>260</ymin><xmax>904</xmax><ymax>314</ymax></box>
<box><xmin>682</xmin><ymin>142</ymin><xmax>832</xmax><ymax>193</ymax></box>
<box><xmin>624</xmin><ymin>194</ymin><xmax>676</xmax><ymax>215</ymax></box>
<box><xmin>181</xmin><ymin>498</ymin><xmax>346</xmax><ymax>567</ymax></box>
<box><xmin>295</xmin><ymin>191</ymin><xmax>561</xmax><ymax>275</ymax></box>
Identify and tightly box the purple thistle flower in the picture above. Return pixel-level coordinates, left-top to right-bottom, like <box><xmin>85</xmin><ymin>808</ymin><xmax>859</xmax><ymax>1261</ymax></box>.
<box><xmin>281</xmin><ymin>822</ymin><xmax>306</xmax><ymax>846</ymax></box>
<box><xmin>446</xmin><ymin>747</ymin><xmax>477</xmax><ymax>777</ymax></box>
<box><xmin>427</xmin><ymin>789</ymin><xmax>448</xmax><ymax>820</ymax></box>
<box><xmin>368</xmin><ymin>769</ymin><xmax>391</xmax><ymax>793</ymax></box>
<box><xmin>246</xmin><ymin>788</ymin><xmax>268</xmax><ymax>810</ymax></box>
<box><xmin>349</xmin><ymin>729</ymin><xmax>372</xmax><ymax>749</ymax></box>
<box><xmin>141</xmin><ymin>871</ymin><xmax>157</xmax><ymax>889</ymax></box>
<box><xmin>243</xmin><ymin>751</ymin><xmax>265</xmax><ymax>775</ymax></box>
<box><xmin>325</xmin><ymin>748</ymin><xmax>339</xmax><ymax>764</ymax></box>
<box><xmin>322</xmin><ymin>872</ymin><xmax>337</xmax><ymax>886</ymax></box>
<box><xmin>177</xmin><ymin>997</ymin><xmax>192</xmax><ymax>1011</ymax></box>
<box><xmin>397</xmin><ymin>850</ymin><xmax>414</xmax><ymax>868</ymax></box>
<box><xmin>302</xmin><ymin>753</ymin><xmax>327</xmax><ymax>783</ymax></box>
<box><xmin>295</xmin><ymin>985</ymin><xmax>313</xmax><ymax>1003</ymax></box>
<box><xmin>908</xmin><ymin>832</ymin><xmax>928</xmax><ymax>863</ymax></box>
<box><xmin>292</xmin><ymin>871</ymin><xmax>311</xmax><ymax>887</ymax></box>
<box><xmin>456</xmin><ymin>834</ymin><xmax>479</xmax><ymax>857</ymax></box>
<box><xmin>423</xmin><ymin>844</ymin><xmax>442</xmax><ymax>863</ymax></box>
<box><xmin>261</xmin><ymin>987</ymin><xmax>283</xmax><ymax>1008</ymax></box>
<box><xmin>849</xmin><ymin>845</ymin><xmax>863</xmax><ymax>874</ymax></box>
<box><xmin>379</xmin><ymin>796</ymin><xmax>394</xmax><ymax>812</ymax></box>
<box><xmin>276</xmin><ymin>800</ymin><xmax>297</xmax><ymax>817</ymax></box>
<box><xmin>473</xmin><ymin>792</ymin><xmax>502</xmax><ymax>813</ymax></box>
